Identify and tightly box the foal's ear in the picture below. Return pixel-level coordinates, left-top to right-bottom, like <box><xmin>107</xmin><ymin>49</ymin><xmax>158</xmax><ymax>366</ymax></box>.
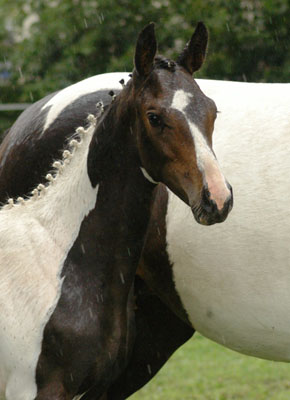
<box><xmin>134</xmin><ymin>23</ymin><xmax>157</xmax><ymax>78</ymax></box>
<box><xmin>177</xmin><ymin>22</ymin><xmax>208</xmax><ymax>74</ymax></box>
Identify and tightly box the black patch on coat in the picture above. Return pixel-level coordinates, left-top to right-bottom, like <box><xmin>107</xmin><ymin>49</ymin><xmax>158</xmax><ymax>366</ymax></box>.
<box><xmin>0</xmin><ymin>89</ymin><xmax>120</xmax><ymax>202</ymax></box>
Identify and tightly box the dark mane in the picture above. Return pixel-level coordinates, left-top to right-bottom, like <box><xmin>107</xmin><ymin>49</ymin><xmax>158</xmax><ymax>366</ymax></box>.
<box><xmin>153</xmin><ymin>55</ymin><xmax>176</xmax><ymax>72</ymax></box>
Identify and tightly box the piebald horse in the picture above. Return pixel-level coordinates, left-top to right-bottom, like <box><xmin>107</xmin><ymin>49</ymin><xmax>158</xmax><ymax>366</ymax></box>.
<box><xmin>0</xmin><ymin>23</ymin><xmax>232</xmax><ymax>400</ymax></box>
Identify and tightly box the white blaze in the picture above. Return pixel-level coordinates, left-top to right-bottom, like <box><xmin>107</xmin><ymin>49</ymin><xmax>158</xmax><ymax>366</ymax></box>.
<box><xmin>171</xmin><ymin>89</ymin><xmax>230</xmax><ymax>210</ymax></box>
<box><xmin>171</xmin><ymin>89</ymin><xmax>193</xmax><ymax>111</ymax></box>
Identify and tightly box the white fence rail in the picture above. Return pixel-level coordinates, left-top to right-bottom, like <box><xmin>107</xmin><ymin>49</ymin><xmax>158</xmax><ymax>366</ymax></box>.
<box><xmin>0</xmin><ymin>103</ymin><xmax>31</xmax><ymax>111</ymax></box>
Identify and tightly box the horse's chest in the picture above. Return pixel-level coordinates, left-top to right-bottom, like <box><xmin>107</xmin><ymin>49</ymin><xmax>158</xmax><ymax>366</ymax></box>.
<box><xmin>166</xmin><ymin>194</ymin><xmax>290</xmax><ymax>362</ymax></box>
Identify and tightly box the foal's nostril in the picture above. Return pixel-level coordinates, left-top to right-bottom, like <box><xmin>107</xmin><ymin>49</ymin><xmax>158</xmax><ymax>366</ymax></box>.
<box><xmin>201</xmin><ymin>187</ymin><xmax>217</xmax><ymax>214</ymax></box>
<box><xmin>200</xmin><ymin>184</ymin><xmax>233</xmax><ymax>224</ymax></box>
<box><xmin>226</xmin><ymin>182</ymin><xmax>234</xmax><ymax>210</ymax></box>
<box><xmin>227</xmin><ymin>182</ymin><xmax>233</xmax><ymax>198</ymax></box>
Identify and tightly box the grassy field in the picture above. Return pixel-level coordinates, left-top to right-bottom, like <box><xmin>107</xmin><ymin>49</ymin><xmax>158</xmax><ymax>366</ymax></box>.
<box><xmin>129</xmin><ymin>334</ymin><xmax>290</xmax><ymax>400</ymax></box>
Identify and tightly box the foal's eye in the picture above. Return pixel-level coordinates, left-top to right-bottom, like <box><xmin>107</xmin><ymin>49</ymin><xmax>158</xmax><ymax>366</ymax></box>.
<box><xmin>147</xmin><ymin>112</ymin><xmax>162</xmax><ymax>128</ymax></box>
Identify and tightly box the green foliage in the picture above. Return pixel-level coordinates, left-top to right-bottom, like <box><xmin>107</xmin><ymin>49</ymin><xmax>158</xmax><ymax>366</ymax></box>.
<box><xmin>0</xmin><ymin>0</ymin><xmax>289</xmax><ymax>132</ymax></box>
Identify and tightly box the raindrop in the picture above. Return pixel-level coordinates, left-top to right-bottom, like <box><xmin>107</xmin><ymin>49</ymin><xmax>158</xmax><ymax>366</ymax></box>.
<box><xmin>127</xmin><ymin>248</ymin><xmax>131</xmax><ymax>257</ymax></box>
<box><xmin>29</xmin><ymin>91</ymin><xmax>34</xmax><ymax>101</ymax></box>
<box><xmin>18</xmin><ymin>66</ymin><xmax>23</xmax><ymax>78</ymax></box>
<box><xmin>84</xmin><ymin>18</ymin><xmax>88</xmax><ymax>28</ymax></box>
<box><xmin>147</xmin><ymin>364</ymin><xmax>152</xmax><ymax>375</ymax></box>
<box><xmin>226</xmin><ymin>23</ymin><xmax>230</xmax><ymax>32</ymax></box>
<box><xmin>81</xmin><ymin>243</ymin><xmax>86</xmax><ymax>254</ymax></box>
<box><xmin>97</xmin><ymin>13</ymin><xmax>104</xmax><ymax>24</ymax></box>
<box><xmin>242</xmin><ymin>73</ymin><xmax>247</xmax><ymax>82</ymax></box>
<box><xmin>120</xmin><ymin>272</ymin><xmax>125</xmax><ymax>284</ymax></box>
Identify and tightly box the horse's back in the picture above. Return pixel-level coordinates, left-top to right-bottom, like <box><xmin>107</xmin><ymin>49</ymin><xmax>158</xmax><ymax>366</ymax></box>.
<box><xmin>0</xmin><ymin>72</ymin><xmax>129</xmax><ymax>202</ymax></box>
<box><xmin>167</xmin><ymin>80</ymin><xmax>290</xmax><ymax>361</ymax></box>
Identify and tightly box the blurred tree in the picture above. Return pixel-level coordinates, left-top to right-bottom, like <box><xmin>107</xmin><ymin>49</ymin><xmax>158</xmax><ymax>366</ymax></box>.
<box><xmin>0</xmin><ymin>0</ymin><xmax>289</xmax><ymax>132</ymax></box>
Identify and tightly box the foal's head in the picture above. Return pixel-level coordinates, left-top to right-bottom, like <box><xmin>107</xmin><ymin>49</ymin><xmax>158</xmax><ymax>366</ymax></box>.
<box><xmin>131</xmin><ymin>22</ymin><xmax>233</xmax><ymax>225</ymax></box>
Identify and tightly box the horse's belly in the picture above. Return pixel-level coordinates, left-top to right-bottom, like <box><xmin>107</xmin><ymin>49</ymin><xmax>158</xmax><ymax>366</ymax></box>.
<box><xmin>167</xmin><ymin>193</ymin><xmax>290</xmax><ymax>362</ymax></box>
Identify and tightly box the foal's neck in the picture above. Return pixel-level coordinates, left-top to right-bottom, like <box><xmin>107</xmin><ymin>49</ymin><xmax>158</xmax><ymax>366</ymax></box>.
<box><xmin>87</xmin><ymin>86</ymin><xmax>138</xmax><ymax>186</ymax></box>
<box><xmin>82</xmin><ymin>89</ymin><xmax>155</xmax><ymax>280</ymax></box>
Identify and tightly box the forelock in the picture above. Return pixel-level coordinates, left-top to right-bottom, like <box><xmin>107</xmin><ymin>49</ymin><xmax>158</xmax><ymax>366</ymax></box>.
<box><xmin>153</xmin><ymin>56</ymin><xmax>176</xmax><ymax>72</ymax></box>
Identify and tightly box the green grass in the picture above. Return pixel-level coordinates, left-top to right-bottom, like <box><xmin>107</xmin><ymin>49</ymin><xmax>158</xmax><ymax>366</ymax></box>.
<box><xmin>129</xmin><ymin>334</ymin><xmax>290</xmax><ymax>400</ymax></box>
